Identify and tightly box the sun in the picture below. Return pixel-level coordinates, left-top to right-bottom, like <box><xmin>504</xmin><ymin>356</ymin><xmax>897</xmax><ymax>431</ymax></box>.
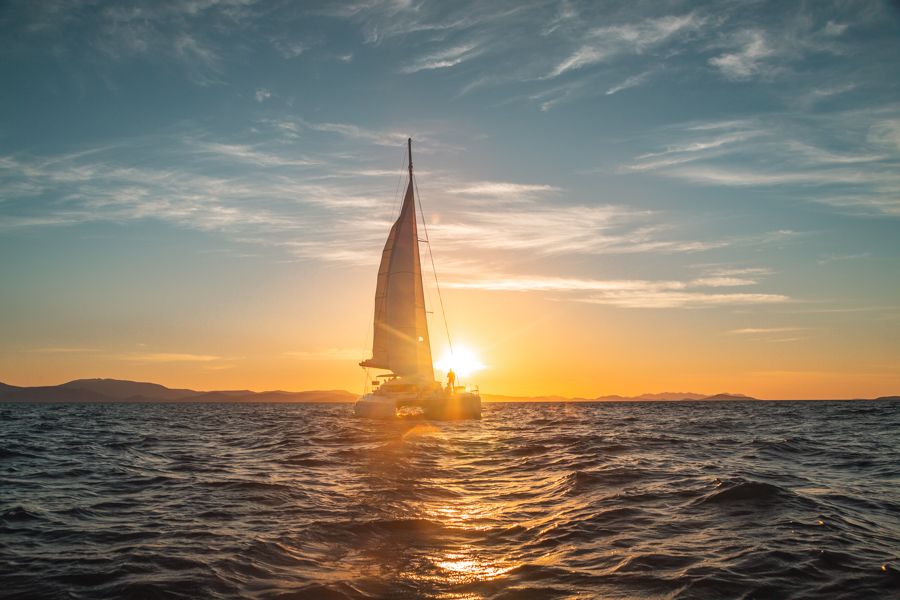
<box><xmin>434</xmin><ymin>343</ymin><xmax>486</xmax><ymax>379</ymax></box>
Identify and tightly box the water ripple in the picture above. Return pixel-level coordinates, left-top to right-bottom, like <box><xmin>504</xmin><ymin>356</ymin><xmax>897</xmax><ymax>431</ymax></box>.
<box><xmin>1</xmin><ymin>400</ymin><xmax>899</xmax><ymax>599</ymax></box>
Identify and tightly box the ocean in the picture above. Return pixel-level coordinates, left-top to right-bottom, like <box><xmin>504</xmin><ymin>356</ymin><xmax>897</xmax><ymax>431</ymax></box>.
<box><xmin>1</xmin><ymin>400</ymin><xmax>898</xmax><ymax>599</ymax></box>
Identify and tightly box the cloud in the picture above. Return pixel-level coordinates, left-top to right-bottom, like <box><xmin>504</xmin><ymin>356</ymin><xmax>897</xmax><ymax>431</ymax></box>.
<box><xmin>0</xmin><ymin>146</ymin><xmax>311</xmax><ymax>235</ymax></box>
<box><xmin>3</xmin><ymin>1</ymin><xmax>279</xmax><ymax>86</ymax></box>
<box><xmin>27</xmin><ymin>347</ymin><xmax>100</xmax><ymax>353</ymax></box>
<box><xmin>543</xmin><ymin>1</ymin><xmax>578</xmax><ymax>36</ymax></box>
<box><xmin>445</xmin><ymin>273</ymin><xmax>788</xmax><ymax>309</ymax></box>
<box><xmin>272</xmin><ymin>39</ymin><xmax>305</xmax><ymax>58</ymax></box>
<box><xmin>173</xmin><ymin>32</ymin><xmax>219</xmax><ymax>68</ymax></box>
<box><xmin>327</xmin><ymin>1</ymin><xmax>526</xmax><ymax>46</ymax></box>
<box><xmin>663</xmin><ymin>165</ymin><xmax>893</xmax><ymax>187</ymax></box>
<box><xmin>446</xmin><ymin>276</ymin><xmax>687</xmax><ymax>293</ymax></box>
<box><xmin>254</xmin><ymin>88</ymin><xmax>272</xmax><ymax>102</ymax></box>
<box><xmin>401</xmin><ymin>42</ymin><xmax>482</xmax><ymax>74</ymax></box>
<box><xmin>5</xmin><ymin>132</ymin><xmax>646</xmax><ymax>268</ymax></box>
<box><xmin>824</xmin><ymin>20</ymin><xmax>848</xmax><ymax>36</ymax></box>
<box><xmin>622</xmin><ymin>112</ymin><xmax>900</xmax><ymax>216</ymax></box>
<box><xmin>549</xmin><ymin>13</ymin><xmax>706</xmax><ymax>78</ymax></box>
<box><xmin>691</xmin><ymin>276</ymin><xmax>758</xmax><ymax>287</ymax></box>
<box><xmin>124</xmin><ymin>353</ymin><xmax>222</xmax><ymax>362</ymax></box>
<box><xmin>580</xmin><ymin>291</ymin><xmax>788</xmax><ymax>309</ymax></box>
<box><xmin>528</xmin><ymin>77</ymin><xmax>590</xmax><ymax>112</ymax></box>
<box><xmin>709</xmin><ymin>30</ymin><xmax>775</xmax><ymax>80</ymax></box>
<box><xmin>448</xmin><ymin>181</ymin><xmax>560</xmax><ymax>198</ymax></box>
<box><xmin>868</xmin><ymin>119</ymin><xmax>900</xmax><ymax>151</ymax></box>
<box><xmin>626</xmin><ymin>129</ymin><xmax>765</xmax><ymax>171</ymax></box>
<box><xmin>795</xmin><ymin>83</ymin><xmax>856</xmax><ymax>107</ymax></box>
<box><xmin>817</xmin><ymin>252</ymin><xmax>869</xmax><ymax>266</ymax></box>
<box><xmin>606</xmin><ymin>71</ymin><xmax>652</xmax><ymax>95</ymax></box>
<box><xmin>636</xmin><ymin>130</ymin><xmax>763</xmax><ymax>160</ymax></box>
<box><xmin>550</xmin><ymin>46</ymin><xmax>610</xmax><ymax>78</ymax></box>
<box><xmin>284</xmin><ymin>348</ymin><xmax>367</xmax><ymax>360</ymax></box>
<box><xmin>705</xmin><ymin>266</ymin><xmax>773</xmax><ymax>278</ymax></box>
<box><xmin>428</xmin><ymin>204</ymin><xmax>724</xmax><ymax>257</ymax></box>
<box><xmin>297</xmin><ymin>119</ymin><xmax>410</xmax><ymax>147</ymax></box>
<box><xmin>193</xmin><ymin>141</ymin><xmax>318</xmax><ymax>167</ymax></box>
<box><xmin>730</xmin><ymin>327</ymin><xmax>804</xmax><ymax>334</ymax></box>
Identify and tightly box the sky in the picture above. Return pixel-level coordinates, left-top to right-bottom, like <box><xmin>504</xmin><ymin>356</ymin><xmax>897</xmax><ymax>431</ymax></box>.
<box><xmin>1</xmin><ymin>0</ymin><xmax>899</xmax><ymax>399</ymax></box>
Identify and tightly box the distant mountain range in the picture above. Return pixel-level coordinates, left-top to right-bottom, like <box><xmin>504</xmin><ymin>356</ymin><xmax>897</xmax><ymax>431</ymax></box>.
<box><xmin>482</xmin><ymin>392</ymin><xmax>760</xmax><ymax>402</ymax></box>
<box><xmin>0</xmin><ymin>379</ymin><xmax>356</xmax><ymax>404</ymax></box>
<box><xmin>0</xmin><ymin>379</ymin><xmax>895</xmax><ymax>403</ymax></box>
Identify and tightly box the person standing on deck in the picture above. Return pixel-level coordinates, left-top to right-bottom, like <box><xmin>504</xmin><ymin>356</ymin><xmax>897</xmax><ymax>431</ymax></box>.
<box><xmin>446</xmin><ymin>369</ymin><xmax>456</xmax><ymax>391</ymax></box>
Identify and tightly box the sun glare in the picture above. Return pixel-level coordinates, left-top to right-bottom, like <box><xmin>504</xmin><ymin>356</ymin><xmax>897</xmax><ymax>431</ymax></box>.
<box><xmin>434</xmin><ymin>344</ymin><xmax>486</xmax><ymax>379</ymax></box>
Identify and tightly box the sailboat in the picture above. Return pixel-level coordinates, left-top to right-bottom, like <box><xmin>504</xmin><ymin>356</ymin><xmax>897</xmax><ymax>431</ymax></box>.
<box><xmin>354</xmin><ymin>139</ymin><xmax>481</xmax><ymax>420</ymax></box>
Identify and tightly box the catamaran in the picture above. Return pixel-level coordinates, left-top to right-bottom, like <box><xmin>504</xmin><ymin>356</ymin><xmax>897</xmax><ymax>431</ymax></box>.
<box><xmin>354</xmin><ymin>139</ymin><xmax>481</xmax><ymax>420</ymax></box>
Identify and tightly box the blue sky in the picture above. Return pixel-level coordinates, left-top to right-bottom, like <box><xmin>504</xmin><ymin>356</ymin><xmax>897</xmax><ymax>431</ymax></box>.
<box><xmin>1</xmin><ymin>0</ymin><xmax>899</xmax><ymax>397</ymax></box>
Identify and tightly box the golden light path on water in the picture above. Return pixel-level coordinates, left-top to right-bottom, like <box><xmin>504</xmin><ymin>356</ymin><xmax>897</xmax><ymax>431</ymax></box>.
<box><xmin>394</xmin><ymin>421</ymin><xmax>582</xmax><ymax>598</ymax></box>
<box><xmin>326</xmin><ymin>403</ymin><xmax>612</xmax><ymax>598</ymax></box>
<box><xmin>400</xmin><ymin>422</ymin><xmax>516</xmax><ymax>595</ymax></box>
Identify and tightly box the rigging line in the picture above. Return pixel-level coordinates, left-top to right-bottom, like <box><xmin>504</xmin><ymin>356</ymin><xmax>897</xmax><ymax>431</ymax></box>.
<box><xmin>413</xmin><ymin>173</ymin><xmax>454</xmax><ymax>357</ymax></box>
<box><xmin>361</xmin><ymin>367</ymin><xmax>370</xmax><ymax>395</ymax></box>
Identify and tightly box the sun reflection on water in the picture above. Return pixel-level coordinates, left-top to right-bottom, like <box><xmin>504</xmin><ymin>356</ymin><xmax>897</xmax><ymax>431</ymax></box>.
<box><xmin>434</xmin><ymin>549</ymin><xmax>515</xmax><ymax>583</ymax></box>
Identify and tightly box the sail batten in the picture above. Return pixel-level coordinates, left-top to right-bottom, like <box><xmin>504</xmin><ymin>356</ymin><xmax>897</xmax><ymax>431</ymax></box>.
<box><xmin>362</xmin><ymin>145</ymin><xmax>433</xmax><ymax>381</ymax></box>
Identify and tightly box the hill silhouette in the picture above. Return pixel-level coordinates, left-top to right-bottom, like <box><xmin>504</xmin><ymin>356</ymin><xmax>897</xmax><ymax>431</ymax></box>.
<box><xmin>482</xmin><ymin>391</ymin><xmax>759</xmax><ymax>402</ymax></box>
<box><xmin>0</xmin><ymin>378</ymin><xmax>355</xmax><ymax>403</ymax></box>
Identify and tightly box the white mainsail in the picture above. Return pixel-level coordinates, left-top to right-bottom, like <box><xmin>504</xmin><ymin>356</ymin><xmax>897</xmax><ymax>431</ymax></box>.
<box><xmin>360</xmin><ymin>139</ymin><xmax>434</xmax><ymax>381</ymax></box>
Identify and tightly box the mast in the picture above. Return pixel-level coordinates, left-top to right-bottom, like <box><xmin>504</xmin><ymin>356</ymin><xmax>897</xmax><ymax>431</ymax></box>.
<box><xmin>408</xmin><ymin>137</ymin><xmax>413</xmax><ymax>179</ymax></box>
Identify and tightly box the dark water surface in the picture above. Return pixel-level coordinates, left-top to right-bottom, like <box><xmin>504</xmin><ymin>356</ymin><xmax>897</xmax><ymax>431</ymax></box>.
<box><xmin>2</xmin><ymin>401</ymin><xmax>899</xmax><ymax>599</ymax></box>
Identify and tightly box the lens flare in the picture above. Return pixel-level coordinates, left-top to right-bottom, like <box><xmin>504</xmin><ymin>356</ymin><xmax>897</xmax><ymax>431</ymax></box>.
<box><xmin>434</xmin><ymin>343</ymin><xmax>485</xmax><ymax>379</ymax></box>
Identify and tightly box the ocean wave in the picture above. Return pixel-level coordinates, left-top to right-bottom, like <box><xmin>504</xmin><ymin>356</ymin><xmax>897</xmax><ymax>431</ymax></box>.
<box><xmin>697</xmin><ymin>478</ymin><xmax>798</xmax><ymax>505</ymax></box>
<box><xmin>1</xmin><ymin>400</ymin><xmax>898</xmax><ymax>599</ymax></box>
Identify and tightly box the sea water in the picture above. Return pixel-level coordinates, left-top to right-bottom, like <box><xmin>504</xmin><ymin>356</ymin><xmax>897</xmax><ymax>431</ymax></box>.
<box><xmin>1</xmin><ymin>400</ymin><xmax>898</xmax><ymax>599</ymax></box>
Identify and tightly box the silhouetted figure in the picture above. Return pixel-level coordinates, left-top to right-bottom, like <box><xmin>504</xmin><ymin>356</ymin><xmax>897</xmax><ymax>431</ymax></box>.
<box><xmin>447</xmin><ymin>369</ymin><xmax>456</xmax><ymax>391</ymax></box>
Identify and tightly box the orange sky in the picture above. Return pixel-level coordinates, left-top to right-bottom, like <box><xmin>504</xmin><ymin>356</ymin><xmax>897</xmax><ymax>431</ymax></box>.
<box><xmin>5</xmin><ymin>278</ymin><xmax>899</xmax><ymax>399</ymax></box>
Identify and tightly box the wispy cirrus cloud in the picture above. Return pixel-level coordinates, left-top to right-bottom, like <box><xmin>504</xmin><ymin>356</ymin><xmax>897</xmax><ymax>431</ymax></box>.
<box><xmin>730</xmin><ymin>327</ymin><xmax>805</xmax><ymax>334</ymax></box>
<box><xmin>625</xmin><ymin>128</ymin><xmax>766</xmax><ymax>172</ymax></box>
<box><xmin>27</xmin><ymin>347</ymin><xmax>100</xmax><ymax>354</ymax></box>
<box><xmin>401</xmin><ymin>41</ymin><xmax>483</xmax><ymax>74</ymax></box>
<box><xmin>325</xmin><ymin>1</ymin><xmax>528</xmax><ymax>46</ymax></box>
<box><xmin>448</xmin><ymin>181</ymin><xmax>560</xmax><ymax>199</ymax></box>
<box><xmin>621</xmin><ymin>111</ymin><xmax>900</xmax><ymax>215</ymax></box>
<box><xmin>527</xmin><ymin>77</ymin><xmax>591</xmax><ymax>112</ymax></box>
<box><xmin>0</xmin><ymin>120</ymin><xmax>773</xmax><ymax>279</ymax></box>
<box><xmin>284</xmin><ymin>348</ymin><xmax>368</xmax><ymax>360</ymax></box>
<box><xmin>7</xmin><ymin>1</ymin><xmax>256</xmax><ymax>85</ymax></box>
<box><xmin>122</xmin><ymin>352</ymin><xmax>222</xmax><ymax>363</ymax></box>
<box><xmin>193</xmin><ymin>141</ymin><xmax>318</xmax><ymax>167</ymax></box>
<box><xmin>580</xmin><ymin>291</ymin><xmax>788</xmax><ymax>309</ymax></box>
<box><xmin>709</xmin><ymin>30</ymin><xmax>775</xmax><ymax>80</ymax></box>
<box><xmin>296</xmin><ymin>118</ymin><xmax>411</xmax><ymax>147</ymax></box>
<box><xmin>445</xmin><ymin>273</ymin><xmax>789</xmax><ymax>309</ymax></box>
<box><xmin>0</xmin><ymin>148</ymin><xmax>308</xmax><ymax>235</ymax></box>
<box><xmin>606</xmin><ymin>71</ymin><xmax>653</xmax><ymax>96</ymax></box>
<box><xmin>548</xmin><ymin>13</ymin><xmax>707</xmax><ymax>78</ymax></box>
<box><xmin>430</xmin><ymin>204</ymin><xmax>724</xmax><ymax>257</ymax></box>
<box><xmin>692</xmin><ymin>277</ymin><xmax>758</xmax><ymax>287</ymax></box>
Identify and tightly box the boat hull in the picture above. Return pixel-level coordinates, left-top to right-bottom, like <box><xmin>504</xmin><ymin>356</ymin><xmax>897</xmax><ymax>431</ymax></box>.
<box><xmin>354</xmin><ymin>394</ymin><xmax>402</xmax><ymax>419</ymax></box>
<box><xmin>354</xmin><ymin>388</ymin><xmax>481</xmax><ymax>420</ymax></box>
